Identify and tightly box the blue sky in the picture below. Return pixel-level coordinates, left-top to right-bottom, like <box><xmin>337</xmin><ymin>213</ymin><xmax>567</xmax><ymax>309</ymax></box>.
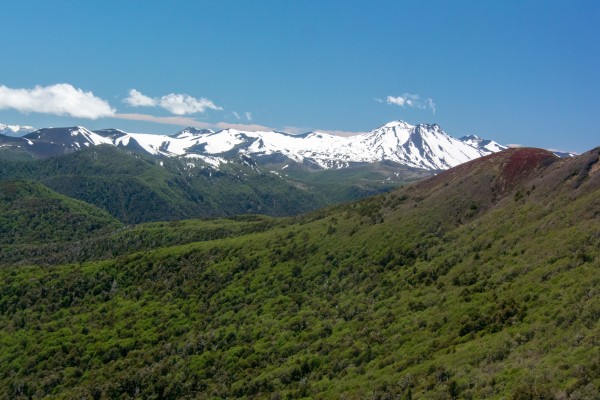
<box><xmin>0</xmin><ymin>0</ymin><xmax>598</xmax><ymax>152</ymax></box>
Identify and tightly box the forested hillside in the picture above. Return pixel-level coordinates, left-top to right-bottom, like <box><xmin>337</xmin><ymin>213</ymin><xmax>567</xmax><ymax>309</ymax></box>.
<box><xmin>0</xmin><ymin>180</ymin><xmax>119</xmax><ymax>258</ymax></box>
<box><xmin>0</xmin><ymin>146</ymin><xmax>408</xmax><ymax>223</ymax></box>
<box><xmin>0</xmin><ymin>147</ymin><xmax>599</xmax><ymax>399</ymax></box>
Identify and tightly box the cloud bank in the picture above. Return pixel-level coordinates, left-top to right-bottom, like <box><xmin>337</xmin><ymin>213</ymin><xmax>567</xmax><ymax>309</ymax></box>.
<box><xmin>319</xmin><ymin>129</ymin><xmax>366</xmax><ymax>137</ymax></box>
<box><xmin>115</xmin><ymin>113</ymin><xmax>359</xmax><ymax>136</ymax></box>
<box><xmin>281</xmin><ymin>125</ymin><xmax>365</xmax><ymax>137</ymax></box>
<box><xmin>386</xmin><ymin>93</ymin><xmax>436</xmax><ymax>114</ymax></box>
<box><xmin>114</xmin><ymin>113</ymin><xmax>271</xmax><ymax>132</ymax></box>
<box><xmin>0</xmin><ymin>83</ymin><xmax>115</xmax><ymax>119</ymax></box>
<box><xmin>124</xmin><ymin>89</ymin><xmax>222</xmax><ymax>115</ymax></box>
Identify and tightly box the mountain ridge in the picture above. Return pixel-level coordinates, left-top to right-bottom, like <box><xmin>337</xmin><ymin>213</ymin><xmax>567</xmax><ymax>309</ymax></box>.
<box><xmin>0</xmin><ymin>123</ymin><xmax>35</xmax><ymax>137</ymax></box>
<box><xmin>1</xmin><ymin>121</ymin><xmax>507</xmax><ymax>171</ymax></box>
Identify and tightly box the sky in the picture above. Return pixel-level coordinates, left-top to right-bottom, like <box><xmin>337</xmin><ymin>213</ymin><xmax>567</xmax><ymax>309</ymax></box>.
<box><xmin>0</xmin><ymin>0</ymin><xmax>598</xmax><ymax>153</ymax></box>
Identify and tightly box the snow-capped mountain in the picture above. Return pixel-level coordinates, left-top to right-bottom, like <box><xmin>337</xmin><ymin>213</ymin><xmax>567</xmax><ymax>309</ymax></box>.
<box><xmin>346</xmin><ymin>121</ymin><xmax>507</xmax><ymax>169</ymax></box>
<box><xmin>2</xmin><ymin>121</ymin><xmax>508</xmax><ymax>171</ymax></box>
<box><xmin>97</xmin><ymin>120</ymin><xmax>504</xmax><ymax>170</ymax></box>
<box><xmin>459</xmin><ymin>134</ymin><xmax>506</xmax><ymax>153</ymax></box>
<box><xmin>551</xmin><ymin>151</ymin><xmax>576</xmax><ymax>158</ymax></box>
<box><xmin>0</xmin><ymin>126</ymin><xmax>116</xmax><ymax>159</ymax></box>
<box><xmin>25</xmin><ymin>126</ymin><xmax>113</xmax><ymax>149</ymax></box>
<box><xmin>0</xmin><ymin>123</ymin><xmax>35</xmax><ymax>137</ymax></box>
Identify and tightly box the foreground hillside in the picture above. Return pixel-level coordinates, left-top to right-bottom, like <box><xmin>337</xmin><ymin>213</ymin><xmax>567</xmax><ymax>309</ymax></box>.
<box><xmin>0</xmin><ymin>147</ymin><xmax>599</xmax><ymax>399</ymax></box>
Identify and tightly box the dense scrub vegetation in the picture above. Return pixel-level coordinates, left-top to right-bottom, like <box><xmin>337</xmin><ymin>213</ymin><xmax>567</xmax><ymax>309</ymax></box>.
<box><xmin>0</xmin><ymin>148</ymin><xmax>599</xmax><ymax>399</ymax></box>
<box><xmin>0</xmin><ymin>215</ymin><xmax>283</xmax><ymax>267</ymax></box>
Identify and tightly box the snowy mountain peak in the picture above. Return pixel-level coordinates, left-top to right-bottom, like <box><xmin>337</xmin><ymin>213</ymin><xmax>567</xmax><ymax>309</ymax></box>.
<box><xmin>0</xmin><ymin>123</ymin><xmax>36</xmax><ymax>137</ymax></box>
<box><xmin>24</xmin><ymin>126</ymin><xmax>113</xmax><ymax>151</ymax></box>
<box><xmin>174</xmin><ymin>127</ymin><xmax>215</xmax><ymax>138</ymax></box>
<box><xmin>418</xmin><ymin>123</ymin><xmax>441</xmax><ymax>132</ymax></box>
<box><xmin>71</xmin><ymin>126</ymin><xmax>93</xmax><ymax>136</ymax></box>
<box><xmin>460</xmin><ymin>134</ymin><xmax>480</xmax><ymax>141</ymax></box>
<box><xmin>94</xmin><ymin>129</ymin><xmax>129</xmax><ymax>139</ymax></box>
<box><xmin>382</xmin><ymin>120</ymin><xmax>414</xmax><ymax>129</ymax></box>
<box><xmin>305</xmin><ymin>131</ymin><xmax>338</xmax><ymax>140</ymax></box>
<box><xmin>459</xmin><ymin>134</ymin><xmax>506</xmax><ymax>153</ymax></box>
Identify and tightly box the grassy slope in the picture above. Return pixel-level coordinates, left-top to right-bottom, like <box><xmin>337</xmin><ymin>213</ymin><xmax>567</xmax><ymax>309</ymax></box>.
<box><xmin>0</xmin><ymin>148</ymin><xmax>599</xmax><ymax>399</ymax></box>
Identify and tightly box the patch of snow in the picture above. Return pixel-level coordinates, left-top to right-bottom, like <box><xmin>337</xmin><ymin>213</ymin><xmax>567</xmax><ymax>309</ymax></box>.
<box><xmin>118</xmin><ymin>136</ymin><xmax>131</xmax><ymax>146</ymax></box>
<box><xmin>185</xmin><ymin>153</ymin><xmax>227</xmax><ymax>167</ymax></box>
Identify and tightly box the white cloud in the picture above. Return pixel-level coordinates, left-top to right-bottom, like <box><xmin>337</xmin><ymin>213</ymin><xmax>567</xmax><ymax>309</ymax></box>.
<box><xmin>387</xmin><ymin>93</ymin><xmax>420</xmax><ymax>107</ymax></box>
<box><xmin>124</xmin><ymin>89</ymin><xmax>222</xmax><ymax>115</ymax></box>
<box><xmin>427</xmin><ymin>98</ymin><xmax>436</xmax><ymax>114</ymax></box>
<box><xmin>386</xmin><ymin>93</ymin><xmax>436</xmax><ymax>114</ymax></box>
<box><xmin>124</xmin><ymin>89</ymin><xmax>155</xmax><ymax>107</ymax></box>
<box><xmin>0</xmin><ymin>83</ymin><xmax>115</xmax><ymax>119</ymax></box>
<box><xmin>231</xmin><ymin>111</ymin><xmax>252</xmax><ymax>121</ymax></box>
<box><xmin>159</xmin><ymin>93</ymin><xmax>222</xmax><ymax>115</ymax></box>
<box><xmin>387</xmin><ymin>95</ymin><xmax>407</xmax><ymax>107</ymax></box>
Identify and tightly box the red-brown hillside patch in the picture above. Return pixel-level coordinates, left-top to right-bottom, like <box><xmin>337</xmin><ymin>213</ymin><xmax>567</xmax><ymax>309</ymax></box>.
<box><xmin>495</xmin><ymin>148</ymin><xmax>557</xmax><ymax>194</ymax></box>
<box><xmin>411</xmin><ymin>148</ymin><xmax>557</xmax><ymax>196</ymax></box>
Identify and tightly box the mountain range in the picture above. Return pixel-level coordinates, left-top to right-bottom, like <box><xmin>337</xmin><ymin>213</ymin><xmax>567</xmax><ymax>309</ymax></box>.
<box><xmin>1</xmin><ymin>120</ymin><xmax>507</xmax><ymax>170</ymax></box>
<box><xmin>0</xmin><ymin>121</ymin><xmax>511</xmax><ymax>222</ymax></box>
<box><xmin>0</xmin><ymin>123</ymin><xmax>35</xmax><ymax>137</ymax></box>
